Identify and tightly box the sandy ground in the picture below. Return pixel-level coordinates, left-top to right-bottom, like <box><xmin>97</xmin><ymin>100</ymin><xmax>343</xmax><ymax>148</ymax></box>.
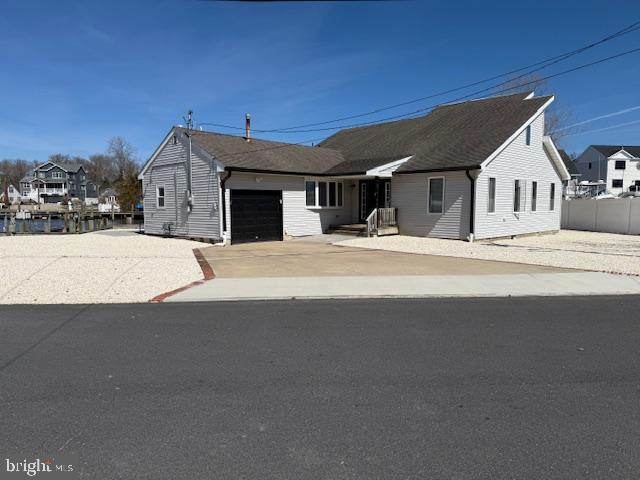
<box><xmin>336</xmin><ymin>230</ymin><xmax>640</xmax><ymax>276</ymax></box>
<box><xmin>0</xmin><ymin>230</ymin><xmax>207</xmax><ymax>304</ymax></box>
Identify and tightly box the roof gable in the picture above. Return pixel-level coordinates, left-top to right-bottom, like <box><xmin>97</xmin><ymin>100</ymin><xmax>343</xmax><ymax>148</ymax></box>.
<box><xmin>591</xmin><ymin>145</ymin><xmax>640</xmax><ymax>159</ymax></box>
<box><xmin>319</xmin><ymin>92</ymin><xmax>554</xmax><ymax>173</ymax></box>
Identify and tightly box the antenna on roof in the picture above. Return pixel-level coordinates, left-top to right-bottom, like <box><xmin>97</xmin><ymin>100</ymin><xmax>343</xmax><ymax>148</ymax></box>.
<box><xmin>183</xmin><ymin>110</ymin><xmax>194</xmax><ymax>131</ymax></box>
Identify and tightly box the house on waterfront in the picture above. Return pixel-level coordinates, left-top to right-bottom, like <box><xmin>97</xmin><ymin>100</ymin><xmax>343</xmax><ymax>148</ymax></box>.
<box><xmin>98</xmin><ymin>188</ymin><xmax>121</xmax><ymax>213</ymax></box>
<box><xmin>1</xmin><ymin>184</ymin><xmax>21</xmax><ymax>205</ymax></box>
<box><xmin>20</xmin><ymin>161</ymin><xmax>98</xmax><ymax>204</ymax></box>
<box><xmin>139</xmin><ymin>92</ymin><xmax>570</xmax><ymax>244</ymax></box>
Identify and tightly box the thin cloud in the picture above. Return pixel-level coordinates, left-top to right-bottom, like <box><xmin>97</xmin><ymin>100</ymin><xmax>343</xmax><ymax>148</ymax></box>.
<box><xmin>558</xmin><ymin>105</ymin><xmax>640</xmax><ymax>132</ymax></box>
<box><xmin>567</xmin><ymin>118</ymin><xmax>640</xmax><ymax>136</ymax></box>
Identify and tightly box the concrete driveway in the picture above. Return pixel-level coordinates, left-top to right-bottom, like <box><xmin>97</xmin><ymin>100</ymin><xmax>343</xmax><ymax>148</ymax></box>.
<box><xmin>198</xmin><ymin>238</ymin><xmax>567</xmax><ymax>278</ymax></box>
<box><xmin>169</xmin><ymin>238</ymin><xmax>640</xmax><ymax>302</ymax></box>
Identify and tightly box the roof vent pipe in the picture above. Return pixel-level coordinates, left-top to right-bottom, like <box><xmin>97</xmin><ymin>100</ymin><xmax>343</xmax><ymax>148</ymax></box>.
<box><xmin>245</xmin><ymin>114</ymin><xmax>251</xmax><ymax>142</ymax></box>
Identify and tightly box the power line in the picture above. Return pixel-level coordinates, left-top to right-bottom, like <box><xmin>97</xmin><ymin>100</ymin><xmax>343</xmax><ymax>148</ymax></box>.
<box><xmin>241</xmin><ymin>46</ymin><xmax>640</xmax><ymax>134</ymax></box>
<box><xmin>197</xmin><ymin>20</ymin><xmax>640</xmax><ymax>134</ymax></box>
<box><xmin>194</xmin><ymin>45</ymin><xmax>640</xmax><ymax>160</ymax></box>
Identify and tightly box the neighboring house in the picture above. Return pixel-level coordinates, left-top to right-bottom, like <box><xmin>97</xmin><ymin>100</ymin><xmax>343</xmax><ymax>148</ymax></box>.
<box><xmin>574</xmin><ymin>145</ymin><xmax>640</xmax><ymax>195</ymax></box>
<box><xmin>98</xmin><ymin>188</ymin><xmax>121</xmax><ymax>213</ymax></box>
<box><xmin>20</xmin><ymin>161</ymin><xmax>98</xmax><ymax>204</ymax></box>
<box><xmin>139</xmin><ymin>92</ymin><xmax>570</xmax><ymax>244</ymax></box>
<box><xmin>558</xmin><ymin>149</ymin><xmax>581</xmax><ymax>197</ymax></box>
<box><xmin>1</xmin><ymin>184</ymin><xmax>21</xmax><ymax>204</ymax></box>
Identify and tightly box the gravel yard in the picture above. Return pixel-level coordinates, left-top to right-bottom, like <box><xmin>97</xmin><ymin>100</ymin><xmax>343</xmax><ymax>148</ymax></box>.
<box><xmin>336</xmin><ymin>231</ymin><xmax>640</xmax><ymax>276</ymax></box>
<box><xmin>0</xmin><ymin>231</ymin><xmax>207</xmax><ymax>304</ymax></box>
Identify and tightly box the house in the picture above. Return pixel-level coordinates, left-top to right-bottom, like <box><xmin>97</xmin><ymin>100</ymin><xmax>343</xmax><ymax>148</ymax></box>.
<box><xmin>574</xmin><ymin>145</ymin><xmax>640</xmax><ymax>195</ymax></box>
<box><xmin>139</xmin><ymin>92</ymin><xmax>570</xmax><ymax>244</ymax></box>
<box><xmin>98</xmin><ymin>188</ymin><xmax>121</xmax><ymax>213</ymax></box>
<box><xmin>558</xmin><ymin>149</ymin><xmax>581</xmax><ymax>197</ymax></box>
<box><xmin>1</xmin><ymin>184</ymin><xmax>21</xmax><ymax>204</ymax></box>
<box><xmin>20</xmin><ymin>161</ymin><xmax>98</xmax><ymax>204</ymax></box>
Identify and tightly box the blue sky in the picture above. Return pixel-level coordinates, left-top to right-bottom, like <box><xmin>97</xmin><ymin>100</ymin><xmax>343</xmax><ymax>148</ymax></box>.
<box><xmin>0</xmin><ymin>0</ymin><xmax>639</xmax><ymax>163</ymax></box>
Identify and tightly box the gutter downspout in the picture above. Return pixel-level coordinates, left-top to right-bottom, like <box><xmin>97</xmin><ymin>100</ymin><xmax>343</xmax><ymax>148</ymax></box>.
<box><xmin>220</xmin><ymin>169</ymin><xmax>232</xmax><ymax>243</ymax></box>
<box><xmin>465</xmin><ymin>169</ymin><xmax>475</xmax><ymax>242</ymax></box>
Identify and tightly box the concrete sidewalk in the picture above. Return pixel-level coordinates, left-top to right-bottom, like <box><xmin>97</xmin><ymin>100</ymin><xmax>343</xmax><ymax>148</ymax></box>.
<box><xmin>166</xmin><ymin>272</ymin><xmax>640</xmax><ymax>302</ymax></box>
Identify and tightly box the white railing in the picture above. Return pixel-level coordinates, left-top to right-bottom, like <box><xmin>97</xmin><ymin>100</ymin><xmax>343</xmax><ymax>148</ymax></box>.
<box><xmin>366</xmin><ymin>207</ymin><xmax>398</xmax><ymax>237</ymax></box>
<box><xmin>366</xmin><ymin>209</ymin><xmax>377</xmax><ymax>237</ymax></box>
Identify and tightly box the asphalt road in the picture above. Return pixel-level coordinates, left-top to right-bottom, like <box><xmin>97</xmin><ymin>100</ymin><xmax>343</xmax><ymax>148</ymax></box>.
<box><xmin>1</xmin><ymin>297</ymin><xmax>640</xmax><ymax>479</ymax></box>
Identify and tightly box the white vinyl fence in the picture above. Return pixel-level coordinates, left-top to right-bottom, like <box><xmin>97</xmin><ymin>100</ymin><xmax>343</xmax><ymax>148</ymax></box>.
<box><xmin>561</xmin><ymin>198</ymin><xmax>640</xmax><ymax>235</ymax></box>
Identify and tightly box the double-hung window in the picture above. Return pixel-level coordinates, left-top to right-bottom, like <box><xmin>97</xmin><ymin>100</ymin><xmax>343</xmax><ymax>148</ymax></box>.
<box><xmin>305</xmin><ymin>181</ymin><xmax>315</xmax><ymax>207</ymax></box>
<box><xmin>513</xmin><ymin>180</ymin><xmax>522</xmax><ymax>212</ymax></box>
<box><xmin>157</xmin><ymin>186</ymin><xmax>166</xmax><ymax>209</ymax></box>
<box><xmin>488</xmin><ymin>177</ymin><xmax>496</xmax><ymax>213</ymax></box>
<box><xmin>549</xmin><ymin>183</ymin><xmax>556</xmax><ymax>211</ymax></box>
<box><xmin>531</xmin><ymin>181</ymin><xmax>537</xmax><ymax>212</ymax></box>
<box><xmin>305</xmin><ymin>180</ymin><xmax>343</xmax><ymax>208</ymax></box>
<box><xmin>428</xmin><ymin>177</ymin><xmax>444</xmax><ymax>214</ymax></box>
<box><xmin>615</xmin><ymin>160</ymin><xmax>626</xmax><ymax>170</ymax></box>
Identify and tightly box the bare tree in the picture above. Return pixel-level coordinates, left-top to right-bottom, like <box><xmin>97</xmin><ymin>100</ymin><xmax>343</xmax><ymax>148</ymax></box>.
<box><xmin>0</xmin><ymin>159</ymin><xmax>33</xmax><ymax>188</ymax></box>
<box><xmin>86</xmin><ymin>154</ymin><xmax>117</xmax><ymax>190</ymax></box>
<box><xmin>107</xmin><ymin>137</ymin><xmax>138</xmax><ymax>179</ymax></box>
<box><xmin>501</xmin><ymin>74</ymin><xmax>572</xmax><ymax>145</ymax></box>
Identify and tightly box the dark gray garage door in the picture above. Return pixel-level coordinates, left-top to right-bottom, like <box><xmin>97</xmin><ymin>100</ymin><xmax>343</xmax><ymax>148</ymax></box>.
<box><xmin>231</xmin><ymin>190</ymin><xmax>283</xmax><ymax>244</ymax></box>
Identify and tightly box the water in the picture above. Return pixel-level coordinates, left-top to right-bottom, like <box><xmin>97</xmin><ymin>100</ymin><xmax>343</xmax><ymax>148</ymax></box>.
<box><xmin>1</xmin><ymin>218</ymin><xmax>65</xmax><ymax>233</ymax></box>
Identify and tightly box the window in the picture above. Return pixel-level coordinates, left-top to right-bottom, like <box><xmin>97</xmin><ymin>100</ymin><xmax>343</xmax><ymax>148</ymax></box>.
<box><xmin>615</xmin><ymin>160</ymin><xmax>626</xmax><ymax>170</ymax></box>
<box><xmin>612</xmin><ymin>179</ymin><xmax>624</xmax><ymax>188</ymax></box>
<box><xmin>488</xmin><ymin>177</ymin><xmax>496</xmax><ymax>213</ymax></box>
<box><xmin>329</xmin><ymin>182</ymin><xmax>336</xmax><ymax>206</ymax></box>
<box><xmin>531</xmin><ymin>181</ymin><xmax>537</xmax><ymax>212</ymax></box>
<box><xmin>305</xmin><ymin>180</ymin><xmax>343</xmax><ymax>208</ymax></box>
<box><xmin>428</xmin><ymin>177</ymin><xmax>444</xmax><ymax>214</ymax></box>
<box><xmin>318</xmin><ymin>182</ymin><xmax>327</xmax><ymax>206</ymax></box>
<box><xmin>549</xmin><ymin>183</ymin><xmax>556</xmax><ymax>210</ymax></box>
<box><xmin>156</xmin><ymin>186</ymin><xmax>166</xmax><ymax>208</ymax></box>
<box><xmin>513</xmin><ymin>180</ymin><xmax>522</xmax><ymax>212</ymax></box>
<box><xmin>52</xmin><ymin>171</ymin><xmax>63</xmax><ymax>179</ymax></box>
<box><xmin>525</xmin><ymin>125</ymin><xmax>531</xmax><ymax>146</ymax></box>
<box><xmin>305</xmin><ymin>181</ymin><xmax>315</xmax><ymax>207</ymax></box>
<box><xmin>384</xmin><ymin>182</ymin><xmax>391</xmax><ymax>207</ymax></box>
<box><xmin>588</xmin><ymin>162</ymin><xmax>592</xmax><ymax>170</ymax></box>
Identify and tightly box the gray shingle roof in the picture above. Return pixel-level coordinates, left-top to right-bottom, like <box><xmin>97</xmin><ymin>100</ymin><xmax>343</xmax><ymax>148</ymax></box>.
<box><xmin>591</xmin><ymin>145</ymin><xmax>640</xmax><ymax>158</ymax></box>
<box><xmin>168</xmin><ymin>92</ymin><xmax>551</xmax><ymax>176</ymax></box>
<box><xmin>183</xmin><ymin>128</ymin><xmax>345</xmax><ymax>175</ymax></box>
<box><xmin>319</xmin><ymin>92</ymin><xmax>552</xmax><ymax>173</ymax></box>
<box><xmin>558</xmin><ymin>149</ymin><xmax>580</xmax><ymax>176</ymax></box>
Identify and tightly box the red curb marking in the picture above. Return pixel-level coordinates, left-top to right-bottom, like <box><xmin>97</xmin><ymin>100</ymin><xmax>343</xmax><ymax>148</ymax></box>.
<box><xmin>150</xmin><ymin>248</ymin><xmax>216</xmax><ymax>302</ymax></box>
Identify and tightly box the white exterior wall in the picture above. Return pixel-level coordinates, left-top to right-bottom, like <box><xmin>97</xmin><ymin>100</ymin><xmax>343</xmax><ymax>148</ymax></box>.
<box><xmin>224</xmin><ymin>172</ymin><xmax>354</xmax><ymax>239</ymax></box>
<box><xmin>604</xmin><ymin>151</ymin><xmax>640</xmax><ymax>195</ymax></box>
<box><xmin>142</xmin><ymin>140</ymin><xmax>221</xmax><ymax>240</ymax></box>
<box><xmin>475</xmin><ymin>113</ymin><xmax>562</xmax><ymax>239</ymax></box>
<box><xmin>391</xmin><ymin>171</ymin><xmax>470</xmax><ymax>240</ymax></box>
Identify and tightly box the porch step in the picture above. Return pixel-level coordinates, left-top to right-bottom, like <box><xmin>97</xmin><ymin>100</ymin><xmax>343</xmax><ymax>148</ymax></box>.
<box><xmin>327</xmin><ymin>224</ymin><xmax>367</xmax><ymax>237</ymax></box>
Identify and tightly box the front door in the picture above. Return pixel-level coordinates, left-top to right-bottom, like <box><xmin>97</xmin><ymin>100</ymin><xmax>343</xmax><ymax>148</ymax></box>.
<box><xmin>358</xmin><ymin>180</ymin><xmax>390</xmax><ymax>222</ymax></box>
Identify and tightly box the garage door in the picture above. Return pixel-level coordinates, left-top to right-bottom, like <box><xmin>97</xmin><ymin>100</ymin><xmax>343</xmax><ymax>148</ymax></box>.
<box><xmin>231</xmin><ymin>190</ymin><xmax>283</xmax><ymax>244</ymax></box>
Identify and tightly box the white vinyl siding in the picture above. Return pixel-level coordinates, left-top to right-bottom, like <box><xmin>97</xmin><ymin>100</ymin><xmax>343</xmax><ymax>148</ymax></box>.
<box><xmin>475</xmin><ymin>113</ymin><xmax>562</xmax><ymax>239</ymax></box>
<box><xmin>224</xmin><ymin>173</ymin><xmax>353</xmax><ymax>238</ymax></box>
<box><xmin>392</xmin><ymin>171</ymin><xmax>470</xmax><ymax>239</ymax></box>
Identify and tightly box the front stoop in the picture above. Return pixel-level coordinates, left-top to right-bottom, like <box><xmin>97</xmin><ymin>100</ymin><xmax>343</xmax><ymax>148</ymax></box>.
<box><xmin>327</xmin><ymin>224</ymin><xmax>367</xmax><ymax>237</ymax></box>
